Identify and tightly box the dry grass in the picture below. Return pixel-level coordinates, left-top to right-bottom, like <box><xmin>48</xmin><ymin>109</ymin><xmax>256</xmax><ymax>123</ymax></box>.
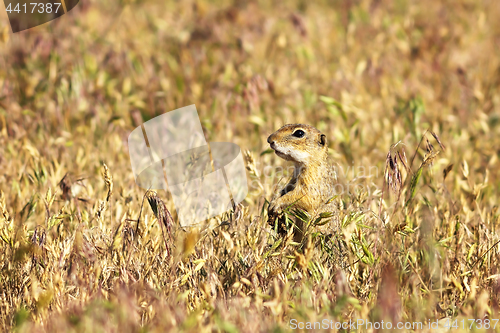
<box><xmin>1</xmin><ymin>0</ymin><xmax>500</xmax><ymax>331</ymax></box>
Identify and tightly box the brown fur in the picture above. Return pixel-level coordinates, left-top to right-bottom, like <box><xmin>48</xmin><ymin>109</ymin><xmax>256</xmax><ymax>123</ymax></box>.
<box><xmin>267</xmin><ymin>124</ymin><xmax>337</xmax><ymax>241</ymax></box>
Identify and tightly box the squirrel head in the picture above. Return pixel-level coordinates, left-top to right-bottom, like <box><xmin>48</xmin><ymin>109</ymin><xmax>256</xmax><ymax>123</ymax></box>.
<box><xmin>267</xmin><ymin>124</ymin><xmax>328</xmax><ymax>166</ymax></box>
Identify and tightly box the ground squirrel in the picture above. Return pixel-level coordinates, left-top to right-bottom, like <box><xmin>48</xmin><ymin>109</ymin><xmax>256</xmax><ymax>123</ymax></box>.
<box><xmin>267</xmin><ymin>124</ymin><xmax>337</xmax><ymax>241</ymax></box>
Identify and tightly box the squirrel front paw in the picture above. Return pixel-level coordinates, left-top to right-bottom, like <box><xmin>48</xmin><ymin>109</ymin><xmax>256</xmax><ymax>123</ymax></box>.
<box><xmin>269</xmin><ymin>196</ymin><xmax>287</xmax><ymax>215</ymax></box>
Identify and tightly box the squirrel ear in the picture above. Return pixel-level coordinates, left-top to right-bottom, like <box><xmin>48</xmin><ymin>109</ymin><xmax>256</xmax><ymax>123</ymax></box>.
<box><xmin>319</xmin><ymin>134</ymin><xmax>327</xmax><ymax>146</ymax></box>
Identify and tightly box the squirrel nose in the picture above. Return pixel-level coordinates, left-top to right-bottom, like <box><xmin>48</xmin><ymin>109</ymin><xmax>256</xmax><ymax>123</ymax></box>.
<box><xmin>267</xmin><ymin>136</ymin><xmax>273</xmax><ymax>144</ymax></box>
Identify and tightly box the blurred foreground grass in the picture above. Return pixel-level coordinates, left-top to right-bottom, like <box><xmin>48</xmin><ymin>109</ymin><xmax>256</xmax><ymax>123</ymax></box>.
<box><xmin>1</xmin><ymin>0</ymin><xmax>500</xmax><ymax>331</ymax></box>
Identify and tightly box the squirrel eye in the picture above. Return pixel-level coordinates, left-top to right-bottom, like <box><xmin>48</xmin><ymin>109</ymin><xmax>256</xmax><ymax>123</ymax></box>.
<box><xmin>292</xmin><ymin>129</ymin><xmax>305</xmax><ymax>138</ymax></box>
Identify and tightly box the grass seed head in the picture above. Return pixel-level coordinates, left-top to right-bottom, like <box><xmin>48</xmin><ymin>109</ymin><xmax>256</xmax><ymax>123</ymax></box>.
<box><xmin>102</xmin><ymin>163</ymin><xmax>114</xmax><ymax>202</ymax></box>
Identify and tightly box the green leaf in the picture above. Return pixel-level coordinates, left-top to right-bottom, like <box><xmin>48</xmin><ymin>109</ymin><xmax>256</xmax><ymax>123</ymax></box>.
<box><xmin>319</xmin><ymin>95</ymin><xmax>336</xmax><ymax>104</ymax></box>
<box><xmin>290</xmin><ymin>209</ymin><xmax>310</xmax><ymax>223</ymax></box>
<box><xmin>313</xmin><ymin>218</ymin><xmax>331</xmax><ymax>226</ymax></box>
<box><xmin>263</xmin><ymin>238</ymin><xmax>282</xmax><ymax>259</ymax></box>
<box><xmin>260</xmin><ymin>148</ymin><xmax>274</xmax><ymax>156</ymax></box>
<box><xmin>406</xmin><ymin>167</ymin><xmax>423</xmax><ymax>206</ymax></box>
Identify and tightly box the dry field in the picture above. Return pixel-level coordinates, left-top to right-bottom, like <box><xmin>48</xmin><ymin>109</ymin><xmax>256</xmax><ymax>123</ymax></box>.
<box><xmin>1</xmin><ymin>0</ymin><xmax>500</xmax><ymax>331</ymax></box>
